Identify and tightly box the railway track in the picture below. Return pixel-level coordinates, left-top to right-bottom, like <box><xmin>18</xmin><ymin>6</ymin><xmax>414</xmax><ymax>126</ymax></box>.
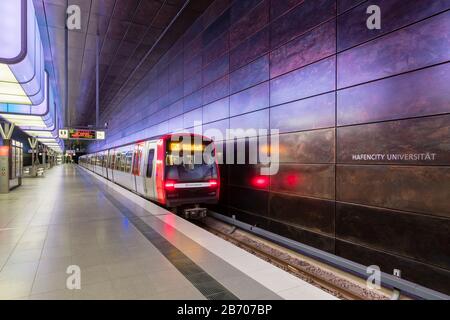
<box><xmin>198</xmin><ymin>216</ymin><xmax>393</xmax><ymax>300</ymax></box>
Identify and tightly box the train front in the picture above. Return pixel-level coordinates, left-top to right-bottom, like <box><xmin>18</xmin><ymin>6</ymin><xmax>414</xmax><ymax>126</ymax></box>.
<box><xmin>161</xmin><ymin>134</ymin><xmax>219</xmax><ymax>218</ymax></box>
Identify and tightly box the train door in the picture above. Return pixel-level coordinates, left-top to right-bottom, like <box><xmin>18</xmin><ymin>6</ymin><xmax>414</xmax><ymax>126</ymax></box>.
<box><xmin>142</xmin><ymin>141</ymin><xmax>157</xmax><ymax>200</ymax></box>
<box><xmin>108</xmin><ymin>148</ymin><xmax>115</xmax><ymax>182</ymax></box>
<box><xmin>105</xmin><ymin>150</ymin><xmax>110</xmax><ymax>180</ymax></box>
<box><xmin>93</xmin><ymin>153</ymin><xmax>98</xmax><ymax>173</ymax></box>
<box><xmin>125</xmin><ymin>147</ymin><xmax>135</xmax><ymax>190</ymax></box>
<box><xmin>113</xmin><ymin>146</ymin><xmax>134</xmax><ymax>190</ymax></box>
<box><xmin>92</xmin><ymin>153</ymin><xmax>96</xmax><ymax>173</ymax></box>
<box><xmin>133</xmin><ymin>143</ymin><xmax>145</xmax><ymax>195</ymax></box>
<box><xmin>130</xmin><ymin>143</ymin><xmax>141</xmax><ymax>193</ymax></box>
<box><xmin>101</xmin><ymin>151</ymin><xmax>107</xmax><ymax>177</ymax></box>
<box><xmin>113</xmin><ymin>147</ymin><xmax>126</xmax><ymax>187</ymax></box>
<box><xmin>96</xmin><ymin>152</ymin><xmax>101</xmax><ymax>175</ymax></box>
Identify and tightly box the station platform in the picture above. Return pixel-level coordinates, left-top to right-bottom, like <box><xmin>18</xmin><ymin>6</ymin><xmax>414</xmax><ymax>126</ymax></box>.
<box><xmin>0</xmin><ymin>165</ymin><xmax>337</xmax><ymax>300</ymax></box>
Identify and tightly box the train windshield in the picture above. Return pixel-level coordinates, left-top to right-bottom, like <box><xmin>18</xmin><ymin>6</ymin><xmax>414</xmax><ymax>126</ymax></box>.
<box><xmin>165</xmin><ymin>139</ymin><xmax>218</xmax><ymax>182</ymax></box>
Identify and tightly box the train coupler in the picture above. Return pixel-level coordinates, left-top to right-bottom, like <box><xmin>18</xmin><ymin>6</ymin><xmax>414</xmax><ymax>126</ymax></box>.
<box><xmin>182</xmin><ymin>206</ymin><xmax>207</xmax><ymax>219</ymax></box>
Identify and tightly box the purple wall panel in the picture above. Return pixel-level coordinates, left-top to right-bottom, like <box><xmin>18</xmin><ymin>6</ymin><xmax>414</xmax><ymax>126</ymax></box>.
<box><xmin>203</xmin><ymin>32</ymin><xmax>229</xmax><ymax>66</ymax></box>
<box><xmin>202</xmin><ymin>75</ymin><xmax>229</xmax><ymax>105</ymax></box>
<box><xmin>338</xmin><ymin>0</ymin><xmax>450</xmax><ymax>51</ymax></box>
<box><xmin>183</xmin><ymin>71</ymin><xmax>202</xmax><ymax>95</ymax></box>
<box><xmin>230</xmin><ymin>0</ymin><xmax>263</xmax><ymax>25</ymax></box>
<box><xmin>229</xmin><ymin>0</ymin><xmax>270</xmax><ymax>48</ymax></box>
<box><xmin>337</xmin><ymin>0</ymin><xmax>365</xmax><ymax>13</ymax></box>
<box><xmin>203</xmin><ymin>96</ymin><xmax>229</xmax><ymax>123</ymax></box>
<box><xmin>202</xmin><ymin>9</ymin><xmax>230</xmax><ymax>47</ymax></box>
<box><xmin>270</xmin><ymin>92</ymin><xmax>335</xmax><ymax>133</ymax></box>
<box><xmin>270</xmin><ymin>57</ymin><xmax>335</xmax><ymax>106</ymax></box>
<box><xmin>184</xmin><ymin>53</ymin><xmax>202</xmax><ymax>78</ymax></box>
<box><xmin>270</xmin><ymin>0</ymin><xmax>335</xmax><ymax>49</ymax></box>
<box><xmin>230</xmin><ymin>55</ymin><xmax>269</xmax><ymax>94</ymax></box>
<box><xmin>183</xmin><ymin>89</ymin><xmax>203</xmax><ymax>112</ymax></box>
<box><xmin>202</xmin><ymin>54</ymin><xmax>229</xmax><ymax>86</ymax></box>
<box><xmin>230</xmin><ymin>81</ymin><xmax>269</xmax><ymax>117</ymax></box>
<box><xmin>230</xmin><ymin>26</ymin><xmax>270</xmax><ymax>71</ymax></box>
<box><xmin>183</xmin><ymin>107</ymin><xmax>203</xmax><ymax>128</ymax></box>
<box><xmin>230</xmin><ymin>108</ymin><xmax>270</xmax><ymax>133</ymax></box>
<box><xmin>338</xmin><ymin>11</ymin><xmax>450</xmax><ymax>88</ymax></box>
<box><xmin>270</xmin><ymin>20</ymin><xmax>336</xmax><ymax>78</ymax></box>
<box><xmin>338</xmin><ymin>63</ymin><xmax>450</xmax><ymax>125</ymax></box>
<box><xmin>270</xmin><ymin>0</ymin><xmax>306</xmax><ymax>20</ymax></box>
<box><xmin>168</xmin><ymin>99</ymin><xmax>183</xmax><ymax>118</ymax></box>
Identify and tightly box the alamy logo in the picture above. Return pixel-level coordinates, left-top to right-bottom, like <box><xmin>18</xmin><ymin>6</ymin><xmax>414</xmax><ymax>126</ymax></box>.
<box><xmin>66</xmin><ymin>265</ymin><xmax>81</xmax><ymax>290</ymax></box>
<box><xmin>366</xmin><ymin>5</ymin><xmax>381</xmax><ymax>30</ymax></box>
<box><xmin>366</xmin><ymin>265</ymin><xmax>381</xmax><ymax>290</ymax></box>
<box><xmin>66</xmin><ymin>5</ymin><xmax>81</xmax><ymax>30</ymax></box>
<box><xmin>169</xmin><ymin>123</ymin><xmax>280</xmax><ymax>175</ymax></box>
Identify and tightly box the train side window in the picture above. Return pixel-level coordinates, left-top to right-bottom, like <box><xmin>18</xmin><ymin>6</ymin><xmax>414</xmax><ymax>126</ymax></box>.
<box><xmin>120</xmin><ymin>153</ymin><xmax>124</xmax><ymax>171</ymax></box>
<box><xmin>110</xmin><ymin>153</ymin><xmax>114</xmax><ymax>169</ymax></box>
<box><xmin>116</xmin><ymin>154</ymin><xmax>121</xmax><ymax>170</ymax></box>
<box><xmin>125</xmin><ymin>151</ymin><xmax>133</xmax><ymax>172</ymax></box>
<box><xmin>120</xmin><ymin>153</ymin><xmax>125</xmax><ymax>171</ymax></box>
<box><xmin>146</xmin><ymin>149</ymin><xmax>155</xmax><ymax>177</ymax></box>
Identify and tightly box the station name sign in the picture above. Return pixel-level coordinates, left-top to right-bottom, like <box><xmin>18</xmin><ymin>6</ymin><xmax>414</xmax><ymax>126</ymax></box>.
<box><xmin>59</xmin><ymin>129</ymin><xmax>105</xmax><ymax>140</ymax></box>
<box><xmin>351</xmin><ymin>153</ymin><xmax>437</xmax><ymax>161</ymax></box>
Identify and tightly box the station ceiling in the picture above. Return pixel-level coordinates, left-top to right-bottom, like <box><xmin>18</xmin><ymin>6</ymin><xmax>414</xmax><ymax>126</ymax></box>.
<box><xmin>33</xmin><ymin>0</ymin><xmax>212</xmax><ymax>127</ymax></box>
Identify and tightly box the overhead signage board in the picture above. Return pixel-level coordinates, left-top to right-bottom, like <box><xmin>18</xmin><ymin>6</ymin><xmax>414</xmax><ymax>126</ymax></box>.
<box><xmin>58</xmin><ymin>128</ymin><xmax>106</xmax><ymax>141</ymax></box>
<box><xmin>69</xmin><ymin>129</ymin><xmax>96</xmax><ymax>140</ymax></box>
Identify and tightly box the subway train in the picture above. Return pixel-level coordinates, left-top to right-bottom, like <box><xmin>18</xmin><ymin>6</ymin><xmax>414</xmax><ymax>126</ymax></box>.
<box><xmin>79</xmin><ymin>133</ymin><xmax>220</xmax><ymax>218</ymax></box>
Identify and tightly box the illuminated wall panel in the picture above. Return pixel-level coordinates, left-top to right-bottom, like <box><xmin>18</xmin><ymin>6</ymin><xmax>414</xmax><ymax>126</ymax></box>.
<box><xmin>337</xmin><ymin>63</ymin><xmax>450</xmax><ymax>125</ymax></box>
<box><xmin>229</xmin><ymin>82</ymin><xmax>269</xmax><ymax>117</ymax></box>
<box><xmin>0</xmin><ymin>0</ymin><xmax>45</xmax><ymax>105</ymax></box>
<box><xmin>338</xmin><ymin>10</ymin><xmax>450</xmax><ymax>88</ymax></box>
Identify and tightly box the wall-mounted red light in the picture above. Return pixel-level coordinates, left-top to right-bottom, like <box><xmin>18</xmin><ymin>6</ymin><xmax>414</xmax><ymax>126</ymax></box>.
<box><xmin>285</xmin><ymin>174</ymin><xmax>299</xmax><ymax>187</ymax></box>
<box><xmin>251</xmin><ymin>176</ymin><xmax>269</xmax><ymax>188</ymax></box>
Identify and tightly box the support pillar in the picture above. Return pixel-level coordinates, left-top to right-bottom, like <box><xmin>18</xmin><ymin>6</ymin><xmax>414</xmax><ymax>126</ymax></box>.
<box><xmin>28</xmin><ymin>137</ymin><xmax>38</xmax><ymax>177</ymax></box>
<box><xmin>0</xmin><ymin>123</ymin><xmax>15</xmax><ymax>193</ymax></box>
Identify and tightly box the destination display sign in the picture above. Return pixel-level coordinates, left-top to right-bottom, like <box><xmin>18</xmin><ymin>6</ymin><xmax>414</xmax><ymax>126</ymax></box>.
<box><xmin>69</xmin><ymin>129</ymin><xmax>96</xmax><ymax>140</ymax></box>
<box><xmin>59</xmin><ymin>129</ymin><xmax>106</xmax><ymax>140</ymax></box>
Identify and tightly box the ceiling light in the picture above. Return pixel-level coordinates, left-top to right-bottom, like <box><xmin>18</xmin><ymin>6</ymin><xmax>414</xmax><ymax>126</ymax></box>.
<box><xmin>0</xmin><ymin>0</ymin><xmax>45</xmax><ymax>105</ymax></box>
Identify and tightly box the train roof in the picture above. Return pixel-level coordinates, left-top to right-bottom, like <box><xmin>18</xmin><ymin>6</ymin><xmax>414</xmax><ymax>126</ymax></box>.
<box><xmin>83</xmin><ymin>132</ymin><xmax>214</xmax><ymax>154</ymax></box>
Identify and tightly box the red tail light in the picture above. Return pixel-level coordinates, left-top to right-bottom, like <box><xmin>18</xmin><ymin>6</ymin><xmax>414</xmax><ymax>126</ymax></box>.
<box><xmin>209</xmin><ymin>179</ymin><xmax>218</xmax><ymax>188</ymax></box>
<box><xmin>165</xmin><ymin>180</ymin><xmax>176</xmax><ymax>190</ymax></box>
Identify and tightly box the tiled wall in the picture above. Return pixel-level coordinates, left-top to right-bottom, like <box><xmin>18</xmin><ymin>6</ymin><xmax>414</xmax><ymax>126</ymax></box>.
<box><xmin>95</xmin><ymin>0</ymin><xmax>450</xmax><ymax>293</ymax></box>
